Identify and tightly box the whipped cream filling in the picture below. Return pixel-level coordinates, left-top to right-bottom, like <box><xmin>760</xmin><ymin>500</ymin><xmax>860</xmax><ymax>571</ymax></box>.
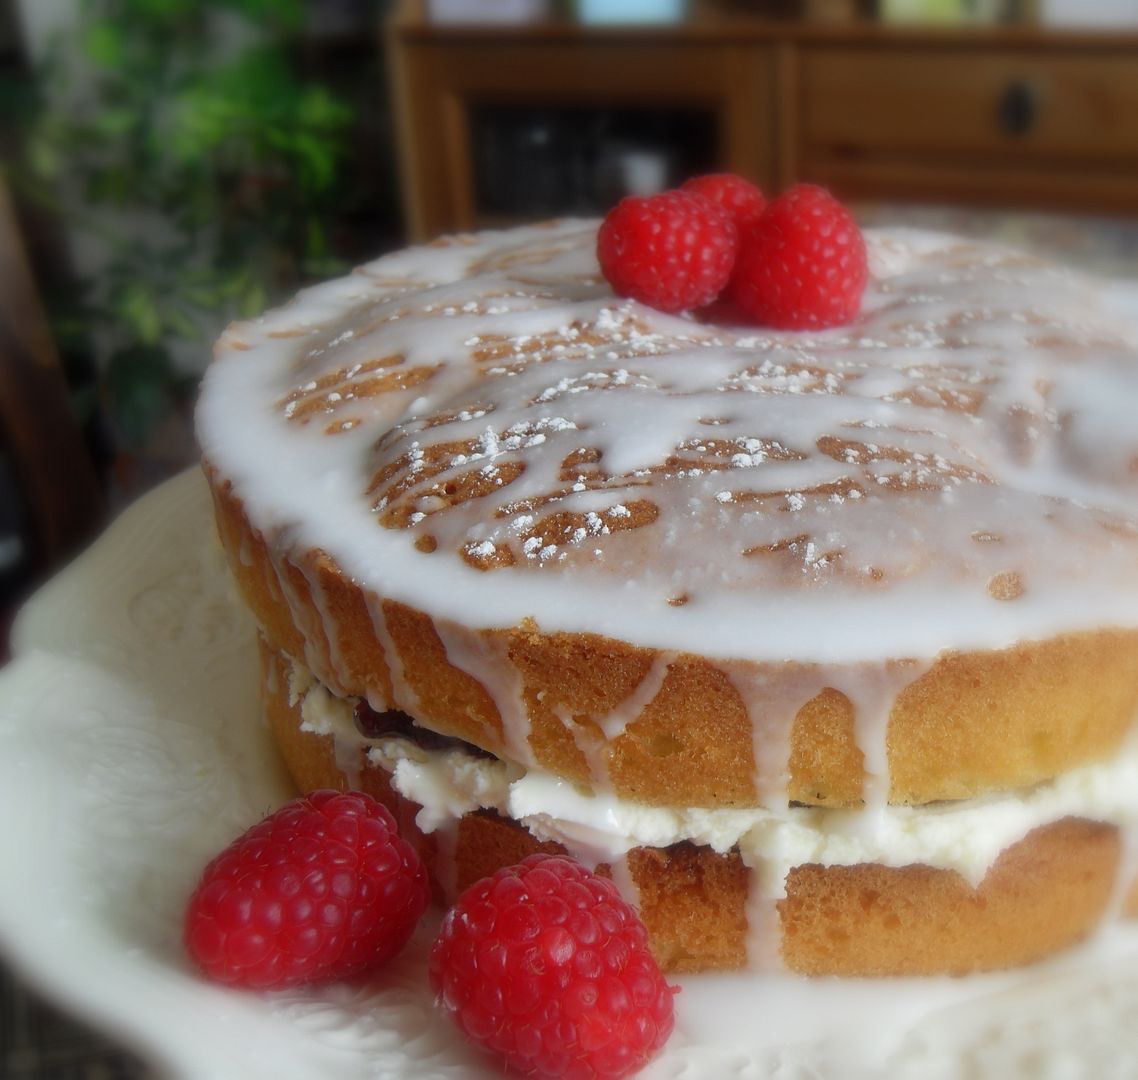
<box><xmin>293</xmin><ymin>666</ymin><xmax>1138</xmax><ymax>897</ymax></box>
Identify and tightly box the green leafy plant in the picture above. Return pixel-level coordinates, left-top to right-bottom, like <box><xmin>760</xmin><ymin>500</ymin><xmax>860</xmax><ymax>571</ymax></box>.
<box><xmin>17</xmin><ymin>0</ymin><xmax>354</xmax><ymax>447</ymax></box>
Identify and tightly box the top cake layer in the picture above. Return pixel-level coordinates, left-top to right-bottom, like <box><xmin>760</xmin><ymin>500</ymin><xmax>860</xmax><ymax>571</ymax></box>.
<box><xmin>197</xmin><ymin>222</ymin><xmax>1138</xmax><ymax>664</ymax></box>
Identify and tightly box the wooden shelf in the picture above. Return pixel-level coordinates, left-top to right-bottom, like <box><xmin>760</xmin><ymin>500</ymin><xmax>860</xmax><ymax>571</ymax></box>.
<box><xmin>394</xmin><ymin>8</ymin><xmax>1138</xmax><ymax>47</ymax></box>
<box><xmin>388</xmin><ymin>6</ymin><xmax>1138</xmax><ymax>239</ymax></box>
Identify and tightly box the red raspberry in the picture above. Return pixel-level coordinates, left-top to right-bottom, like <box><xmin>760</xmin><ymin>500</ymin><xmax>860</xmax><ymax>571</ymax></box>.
<box><xmin>681</xmin><ymin>172</ymin><xmax>766</xmax><ymax>230</ymax></box>
<box><xmin>597</xmin><ymin>191</ymin><xmax>736</xmax><ymax>313</ymax></box>
<box><xmin>429</xmin><ymin>855</ymin><xmax>675</xmax><ymax>1079</ymax></box>
<box><xmin>730</xmin><ymin>183</ymin><xmax>867</xmax><ymax>330</ymax></box>
<box><xmin>184</xmin><ymin>790</ymin><xmax>429</xmax><ymax>989</ymax></box>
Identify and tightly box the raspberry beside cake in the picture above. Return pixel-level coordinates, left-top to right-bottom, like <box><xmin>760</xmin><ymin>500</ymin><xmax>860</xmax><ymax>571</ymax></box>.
<box><xmin>196</xmin><ymin>220</ymin><xmax>1138</xmax><ymax>976</ymax></box>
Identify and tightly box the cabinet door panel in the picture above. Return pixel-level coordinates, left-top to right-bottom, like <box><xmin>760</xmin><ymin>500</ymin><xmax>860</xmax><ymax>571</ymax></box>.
<box><xmin>392</xmin><ymin>38</ymin><xmax>775</xmax><ymax>239</ymax></box>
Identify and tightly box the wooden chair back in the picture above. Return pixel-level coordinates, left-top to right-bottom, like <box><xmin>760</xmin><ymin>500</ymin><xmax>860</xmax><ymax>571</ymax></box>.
<box><xmin>0</xmin><ymin>173</ymin><xmax>104</xmax><ymax>579</ymax></box>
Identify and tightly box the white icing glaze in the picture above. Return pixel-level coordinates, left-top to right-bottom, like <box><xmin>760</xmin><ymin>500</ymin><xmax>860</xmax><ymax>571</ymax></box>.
<box><xmin>364</xmin><ymin>597</ymin><xmax>414</xmax><ymax>714</ymax></box>
<box><xmin>202</xmin><ymin>221</ymin><xmax>1138</xmax><ymax>979</ymax></box>
<box><xmin>741</xmin><ymin>858</ymin><xmax>784</xmax><ymax>972</ymax></box>
<box><xmin>729</xmin><ymin>665</ymin><xmax>836</xmax><ymax>809</ymax></box>
<box><xmin>568</xmin><ymin>650</ymin><xmax>676</xmax><ymax>790</ymax></box>
<box><xmin>294</xmin><ymin>559</ymin><xmax>349</xmax><ymax>697</ymax></box>
<box><xmin>432</xmin><ymin>619</ymin><xmax>534</xmax><ymax>766</ymax></box>
<box><xmin>597</xmin><ymin>651</ymin><xmax>674</xmax><ymax>741</ymax></box>
<box><xmin>672</xmin><ymin>920</ymin><xmax>1138</xmax><ymax>1075</ymax></box>
<box><xmin>1107</xmin><ymin>814</ymin><xmax>1138</xmax><ymax>925</ymax></box>
<box><xmin>843</xmin><ymin>660</ymin><xmax>930</xmax><ymax>816</ymax></box>
<box><xmin>607</xmin><ymin>852</ymin><xmax>642</xmax><ymax>913</ymax></box>
<box><xmin>554</xmin><ymin>700</ymin><xmax>606</xmax><ymax>783</ymax></box>
<box><xmin>272</xmin><ymin>551</ymin><xmax>323</xmax><ymax>675</ymax></box>
<box><xmin>197</xmin><ymin>222</ymin><xmax>1138</xmax><ymax>668</ymax></box>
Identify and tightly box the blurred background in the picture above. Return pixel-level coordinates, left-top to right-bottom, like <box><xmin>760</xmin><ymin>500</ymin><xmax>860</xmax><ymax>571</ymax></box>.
<box><xmin>5</xmin><ymin>0</ymin><xmax>1138</xmax><ymax>613</ymax></box>
<box><xmin>0</xmin><ymin>0</ymin><xmax>1137</xmax><ymax>1073</ymax></box>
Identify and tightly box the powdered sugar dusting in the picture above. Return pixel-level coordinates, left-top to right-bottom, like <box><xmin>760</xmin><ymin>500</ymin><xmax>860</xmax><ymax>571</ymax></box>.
<box><xmin>198</xmin><ymin>221</ymin><xmax>1138</xmax><ymax>663</ymax></box>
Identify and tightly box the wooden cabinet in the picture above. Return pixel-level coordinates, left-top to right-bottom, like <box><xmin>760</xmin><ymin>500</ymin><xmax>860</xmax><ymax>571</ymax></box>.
<box><xmin>798</xmin><ymin>45</ymin><xmax>1138</xmax><ymax>210</ymax></box>
<box><xmin>391</xmin><ymin>31</ymin><xmax>778</xmax><ymax>239</ymax></box>
<box><xmin>389</xmin><ymin>16</ymin><xmax>1138</xmax><ymax>240</ymax></box>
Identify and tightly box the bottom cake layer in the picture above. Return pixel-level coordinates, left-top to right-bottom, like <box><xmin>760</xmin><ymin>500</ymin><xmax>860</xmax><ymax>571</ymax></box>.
<box><xmin>259</xmin><ymin>637</ymin><xmax>1138</xmax><ymax>976</ymax></box>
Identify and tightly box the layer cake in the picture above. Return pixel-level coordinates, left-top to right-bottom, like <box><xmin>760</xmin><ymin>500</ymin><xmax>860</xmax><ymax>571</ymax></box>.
<box><xmin>196</xmin><ymin>221</ymin><xmax>1138</xmax><ymax>976</ymax></box>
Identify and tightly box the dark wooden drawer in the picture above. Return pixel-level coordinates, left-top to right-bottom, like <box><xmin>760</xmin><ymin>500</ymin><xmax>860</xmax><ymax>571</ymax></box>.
<box><xmin>801</xmin><ymin>47</ymin><xmax>1138</xmax><ymax>163</ymax></box>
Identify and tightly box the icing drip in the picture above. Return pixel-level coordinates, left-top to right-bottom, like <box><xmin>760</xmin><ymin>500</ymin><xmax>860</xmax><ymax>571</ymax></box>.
<box><xmin>1107</xmin><ymin>826</ymin><xmax>1138</xmax><ymax>927</ymax></box>
<box><xmin>607</xmin><ymin>852</ymin><xmax>642</xmax><ymax>914</ymax></box>
<box><xmin>432</xmin><ymin>622</ymin><xmax>534</xmax><ymax>767</ymax></box>
<box><xmin>730</xmin><ymin>660</ymin><xmax>929</xmax><ymax>811</ymax></box>
<box><xmin>271</xmin><ymin>551</ymin><xmax>322</xmax><ymax>675</ymax></box>
<box><xmin>599</xmin><ymin>652</ymin><xmax>674</xmax><ymax>741</ymax></box>
<box><xmin>728</xmin><ymin>665</ymin><xmax>836</xmax><ymax>809</ymax></box>
<box><xmin>840</xmin><ymin>660</ymin><xmax>931</xmax><ymax>815</ymax></box>
<box><xmin>742</xmin><ymin>858</ymin><xmax>785</xmax><ymax>972</ymax></box>
<box><xmin>576</xmin><ymin>652</ymin><xmax>676</xmax><ymax>789</ymax></box>
<box><xmin>263</xmin><ymin>652</ymin><xmax>280</xmax><ymax>697</ymax></box>
<box><xmin>558</xmin><ymin>703</ymin><xmax>610</xmax><ymax>788</ymax></box>
<box><xmin>237</xmin><ymin>533</ymin><xmax>254</xmax><ymax>568</ymax></box>
<box><xmin>364</xmin><ymin>597</ymin><xmax>417</xmax><ymax>715</ymax></box>
<box><xmin>432</xmin><ymin>820</ymin><xmax>460</xmax><ymax>902</ymax></box>
<box><xmin>294</xmin><ymin>560</ymin><xmax>349</xmax><ymax>698</ymax></box>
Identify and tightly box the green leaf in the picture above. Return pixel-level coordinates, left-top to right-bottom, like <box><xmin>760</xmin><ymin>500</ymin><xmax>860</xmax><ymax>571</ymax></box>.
<box><xmin>26</xmin><ymin>132</ymin><xmax>59</xmax><ymax>180</ymax></box>
<box><xmin>218</xmin><ymin>268</ymin><xmax>250</xmax><ymax>300</ymax></box>
<box><xmin>165</xmin><ymin>306</ymin><xmax>201</xmax><ymax>340</ymax></box>
<box><xmin>115</xmin><ymin>283</ymin><xmax>163</xmax><ymax>346</ymax></box>
<box><xmin>239</xmin><ymin>281</ymin><xmax>268</xmax><ymax>318</ymax></box>
<box><xmin>182</xmin><ymin>285</ymin><xmax>225</xmax><ymax>309</ymax></box>
<box><xmin>16</xmin><ymin>0</ymin><xmax>355</xmax><ymax>455</ymax></box>
<box><xmin>91</xmin><ymin>108</ymin><xmax>138</xmax><ymax>139</ymax></box>
<box><xmin>305</xmin><ymin>217</ymin><xmax>327</xmax><ymax>259</ymax></box>
<box><xmin>83</xmin><ymin>21</ymin><xmax>125</xmax><ymax>68</ymax></box>
<box><xmin>124</xmin><ymin>0</ymin><xmax>201</xmax><ymax>21</ymax></box>
<box><xmin>297</xmin><ymin>86</ymin><xmax>354</xmax><ymax>130</ymax></box>
<box><xmin>214</xmin><ymin>0</ymin><xmax>303</xmax><ymax>30</ymax></box>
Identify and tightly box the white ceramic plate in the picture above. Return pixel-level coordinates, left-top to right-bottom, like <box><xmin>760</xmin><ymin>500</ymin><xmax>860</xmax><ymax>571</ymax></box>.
<box><xmin>7</xmin><ymin>470</ymin><xmax>1138</xmax><ymax>1080</ymax></box>
<box><xmin>0</xmin><ymin>471</ymin><xmax>486</xmax><ymax>1079</ymax></box>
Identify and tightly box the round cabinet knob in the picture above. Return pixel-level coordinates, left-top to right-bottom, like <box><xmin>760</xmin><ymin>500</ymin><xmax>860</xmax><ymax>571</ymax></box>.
<box><xmin>997</xmin><ymin>79</ymin><xmax>1039</xmax><ymax>137</ymax></box>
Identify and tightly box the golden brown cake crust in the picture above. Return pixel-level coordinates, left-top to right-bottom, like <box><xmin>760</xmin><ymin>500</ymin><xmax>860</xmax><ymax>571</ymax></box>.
<box><xmin>260</xmin><ymin>637</ymin><xmax>1133</xmax><ymax>976</ymax></box>
<box><xmin>216</xmin><ymin>466</ymin><xmax>1138</xmax><ymax>809</ymax></box>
